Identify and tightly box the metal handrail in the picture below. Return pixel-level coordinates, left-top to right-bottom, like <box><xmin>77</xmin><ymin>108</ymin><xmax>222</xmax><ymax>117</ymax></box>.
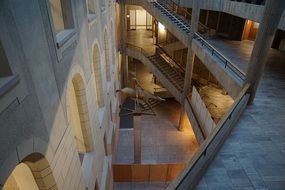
<box><xmin>173</xmin><ymin>83</ymin><xmax>250</xmax><ymax>189</ymax></box>
<box><xmin>152</xmin><ymin>0</ymin><xmax>245</xmax><ymax>81</ymax></box>
<box><xmin>194</xmin><ymin>33</ymin><xmax>246</xmax><ymax>81</ymax></box>
<box><xmin>157</xmin><ymin>0</ymin><xmax>209</xmax><ymax>33</ymax></box>
<box><xmin>126</xmin><ymin>42</ymin><xmax>185</xmax><ymax>79</ymax></box>
<box><xmin>125</xmin><ymin>43</ymin><xmax>149</xmax><ymax>56</ymax></box>
<box><xmin>230</xmin><ymin>0</ymin><xmax>266</xmax><ymax>5</ymax></box>
<box><xmin>156</xmin><ymin>44</ymin><xmax>185</xmax><ymax>73</ymax></box>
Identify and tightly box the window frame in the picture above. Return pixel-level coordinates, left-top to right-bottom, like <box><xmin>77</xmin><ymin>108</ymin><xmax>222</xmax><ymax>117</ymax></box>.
<box><xmin>46</xmin><ymin>0</ymin><xmax>78</xmax><ymax>55</ymax></box>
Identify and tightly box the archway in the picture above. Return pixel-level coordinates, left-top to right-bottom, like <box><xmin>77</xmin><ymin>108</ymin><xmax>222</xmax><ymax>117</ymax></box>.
<box><xmin>93</xmin><ymin>44</ymin><xmax>104</xmax><ymax>108</ymax></box>
<box><xmin>3</xmin><ymin>153</ymin><xmax>57</xmax><ymax>190</ymax></box>
<box><xmin>104</xmin><ymin>30</ymin><xmax>111</xmax><ymax>81</ymax></box>
<box><xmin>69</xmin><ymin>73</ymin><xmax>94</xmax><ymax>156</ymax></box>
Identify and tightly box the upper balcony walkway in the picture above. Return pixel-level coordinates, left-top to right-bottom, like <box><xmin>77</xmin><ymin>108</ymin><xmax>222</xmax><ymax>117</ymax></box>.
<box><xmin>194</xmin><ymin>46</ymin><xmax>285</xmax><ymax>189</ymax></box>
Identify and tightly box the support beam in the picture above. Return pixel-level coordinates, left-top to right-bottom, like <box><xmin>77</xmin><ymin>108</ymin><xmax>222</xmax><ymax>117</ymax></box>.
<box><xmin>245</xmin><ymin>0</ymin><xmax>285</xmax><ymax>104</ymax></box>
<box><xmin>182</xmin><ymin>0</ymin><xmax>200</xmax><ymax>97</ymax></box>
<box><xmin>178</xmin><ymin>109</ymin><xmax>187</xmax><ymax>131</ymax></box>
<box><xmin>133</xmin><ymin>115</ymin><xmax>141</xmax><ymax>163</ymax></box>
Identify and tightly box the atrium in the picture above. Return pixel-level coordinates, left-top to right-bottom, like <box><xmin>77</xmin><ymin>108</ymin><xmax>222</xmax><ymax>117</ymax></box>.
<box><xmin>0</xmin><ymin>0</ymin><xmax>284</xmax><ymax>190</ymax></box>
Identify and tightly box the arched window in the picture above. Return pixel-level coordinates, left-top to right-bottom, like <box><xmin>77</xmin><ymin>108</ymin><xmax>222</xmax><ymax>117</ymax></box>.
<box><xmin>69</xmin><ymin>74</ymin><xmax>94</xmax><ymax>157</ymax></box>
<box><xmin>3</xmin><ymin>153</ymin><xmax>58</xmax><ymax>190</ymax></box>
<box><xmin>93</xmin><ymin>44</ymin><xmax>104</xmax><ymax>107</ymax></box>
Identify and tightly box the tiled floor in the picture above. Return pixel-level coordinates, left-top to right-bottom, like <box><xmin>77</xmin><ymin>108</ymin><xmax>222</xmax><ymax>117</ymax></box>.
<box><xmin>127</xmin><ymin>30</ymin><xmax>156</xmax><ymax>55</ymax></box>
<box><xmin>196</xmin><ymin>42</ymin><xmax>285</xmax><ymax>190</ymax></box>
<box><xmin>116</xmin><ymin>99</ymin><xmax>199</xmax><ymax>163</ymax></box>
<box><xmin>207</xmin><ymin>38</ymin><xmax>254</xmax><ymax>72</ymax></box>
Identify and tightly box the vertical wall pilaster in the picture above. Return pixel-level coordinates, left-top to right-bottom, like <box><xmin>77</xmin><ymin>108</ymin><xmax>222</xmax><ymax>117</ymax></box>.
<box><xmin>182</xmin><ymin>0</ymin><xmax>200</xmax><ymax>97</ymax></box>
<box><xmin>120</xmin><ymin>0</ymin><xmax>128</xmax><ymax>87</ymax></box>
<box><xmin>245</xmin><ymin>0</ymin><xmax>285</xmax><ymax>104</ymax></box>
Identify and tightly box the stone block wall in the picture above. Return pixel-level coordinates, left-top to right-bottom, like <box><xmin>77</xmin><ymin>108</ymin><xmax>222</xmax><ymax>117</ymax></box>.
<box><xmin>0</xmin><ymin>0</ymin><xmax>119</xmax><ymax>189</ymax></box>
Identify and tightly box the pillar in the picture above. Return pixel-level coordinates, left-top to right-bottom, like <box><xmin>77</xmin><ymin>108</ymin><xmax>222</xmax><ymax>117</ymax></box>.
<box><xmin>120</xmin><ymin>0</ymin><xmax>128</xmax><ymax>87</ymax></box>
<box><xmin>178</xmin><ymin>109</ymin><xmax>187</xmax><ymax>131</ymax></box>
<box><xmin>133</xmin><ymin>114</ymin><xmax>141</xmax><ymax>163</ymax></box>
<box><xmin>182</xmin><ymin>0</ymin><xmax>200</xmax><ymax>97</ymax></box>
<box><xmin>245</xmin><ymin>0</ymin><xmax>285</xmax><ymax>104</ymax></box>
<box><xmin>179</xmin><ymin>0</ymin><xmax>200</xmax><ymax>130</ymax></box>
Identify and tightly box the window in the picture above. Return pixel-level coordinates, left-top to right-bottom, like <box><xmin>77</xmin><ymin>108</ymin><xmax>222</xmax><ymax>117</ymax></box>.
<box><xmin>0</xmin><ymin>41</ymin><xmax>19</xmax><ymax>98</ymax></box>
<box><xmin>49</xmin><ymin>0</ymin><xmax>75</xmax><ymax>47</ymax></box>
<box><xmin>87</xmin><ymin>0</ymin><xmax>95</xmax><ymax>14</ymax></box>
<box><xmin>87</xmin><ymin>0</ymin><xmax>96</xmax><ymax>22</ymax></box>
<box><xmin>0</xmin><ymin>42</ymin><xmax>12</xmax><ymax>77</ymax></box>
<box><xmin>100</xmin><ymin>0</ymin><xmax>106</xmax><ymax>12</ymax></box>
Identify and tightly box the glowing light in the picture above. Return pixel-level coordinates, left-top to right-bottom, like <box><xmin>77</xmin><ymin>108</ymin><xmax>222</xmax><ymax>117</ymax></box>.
<box><xmin>158</xmin><ymin>22</ymin><xmax>165</xmax><ymax>30</ymax></box>
<box><xmin>253</xmin><ymin>22</ymin><xmax>259</xmax><ymax>29</ymax></box>
<box><xmin>126</xmin><ymin>14</ymin><xmax>130</xmax><ymax>18</ymax></box>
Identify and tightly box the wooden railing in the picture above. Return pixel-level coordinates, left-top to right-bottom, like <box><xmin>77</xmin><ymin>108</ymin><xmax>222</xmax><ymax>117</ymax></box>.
<box><xmin>168</xmin><ymin>83</ymin><xmax>250</xmax><ymax>190</ymax></box>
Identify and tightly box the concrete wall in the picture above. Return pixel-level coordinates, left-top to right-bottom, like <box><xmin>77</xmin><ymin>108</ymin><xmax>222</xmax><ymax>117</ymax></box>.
<box><xmin>0</xmin><ymin>0</ymin><xmax>119</xmax><ymax>189</ymax></box>
<box><xmin>173</xmin><ymin>0</ymin><xmax>285</xmax><ymax>30</ymax></box>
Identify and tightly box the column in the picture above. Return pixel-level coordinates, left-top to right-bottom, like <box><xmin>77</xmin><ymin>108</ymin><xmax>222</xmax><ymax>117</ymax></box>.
<box><xmin>179</xmin><ymin>0</ymin><xmax>200</xmax><ymax>131</ymax></box>
<box><xmin>178</xmin><ymin>109</ymin><xmax>187</xmax><ymax>131</ymax></box>
<box><xmin>182</xmin><ymin>0</ymin><xmax>200</xmax><ymax>97</ymax></box>
<box><xmin>120</xmin><ymin>0</ymin><xmax>128</xmax><ymax>87</ymax></box>
<box><xmin>245</xmin><ymin>0</ymin><xmax>285</xmax><ymax>104</ymax></box>
<box><xmin>133</xmin><ymin>114</ymin><xmax>141</xmax><ymax>163</ymax></box>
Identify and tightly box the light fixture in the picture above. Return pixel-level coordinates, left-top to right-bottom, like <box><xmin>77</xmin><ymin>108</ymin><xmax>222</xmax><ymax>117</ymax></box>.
<box><xmin>158</xmin><ymin>22</ymin><xmax>165</xmax><ymax>30</ymax></box>
<box><xmin>126</xmin><ymin>14</ymin><xmax>130</xmax><ymax>18</ymax></box>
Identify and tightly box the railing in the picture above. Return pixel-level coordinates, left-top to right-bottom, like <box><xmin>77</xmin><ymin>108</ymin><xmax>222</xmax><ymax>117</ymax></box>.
<box><xmin>156</xmin><ymin>43</ymin><xmax>185</xmax><ymax>74</ymax></box>
<box><xmin>126</xmin><ymin>42</ymin><xmax>185</xmax><ymax>81</ymax></box>
<box><xmin>157</xmin><ymin>0</ymin><xmax>209</xmax><ymax>33</ymax></box>
<box><xmin>168</xmin><ymin>83</ymin><xmax>250</xmax><ymax>190</ymax></box>
<box><xmin>193</xmin><ymin>33</ymin><xmax>246</xmax><ymax>81</ymax></box>
<box><xmin>230</xmin><ymin>0</ymin><xmax>266</xmax><ymax>5</ymax></box>
<box><xmin>125</xmin><ymin>43</ymin><xmax>149</xmax><ymax>56</ymax></box>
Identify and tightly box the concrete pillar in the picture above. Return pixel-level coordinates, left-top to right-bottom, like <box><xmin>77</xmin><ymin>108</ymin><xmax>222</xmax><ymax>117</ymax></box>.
<box><xmin>178</xmin><ymin>109</ymin><xmax>187</xmax><ymax>131</ymax></box>
<box><xmin>182</xmin><ymin>0</ymin><xmax>200</xmax><ymax>97</ymax></box>
<box><xmin>245</xmin><ymin>0</ymin><xmax>285</xmax><ymax>104</ymax></box>
<box><xmin>133</xmin><ymin>114</ymin><xmax>141</xmax><ymax>163</ymax></box>
<box><xmin>120</xmin><ymin>0</ymin><xmax>128</xmax><ymax>87</ymax></box>
<box><xmin>179</xmin><ymin>0</ymin><xmax>200</xmax><ymax>130</ymax></box>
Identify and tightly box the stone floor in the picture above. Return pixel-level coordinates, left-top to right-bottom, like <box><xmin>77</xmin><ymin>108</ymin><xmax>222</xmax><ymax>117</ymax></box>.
<box><xmin>207</xmin><ymin>38</ymin><xmax>254</xmax><ymax>73</ymax></box>
<box><xmin>127</xmin><ymin>30</ymin><xmax>156</xmax><ymax>55</ymax></box>
<box><xmin>114</xmin><ymin>182</ymin><xmax>169</xmax><ymax>190</ymax></box>
<box><xmin>116</xmin><ymin>99</ymin><xmax>199</xmax><ymax>163</ymax></box>
<box><xmin>195</xmin><ymin>43</ymin><xmax>285</xmax><ymax>189</ymax></box>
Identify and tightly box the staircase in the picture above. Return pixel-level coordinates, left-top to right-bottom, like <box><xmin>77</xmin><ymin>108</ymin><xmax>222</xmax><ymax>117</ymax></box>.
<box><xmin>151</xmin><ymin>1</ymin><xmax>191</xmax><ymax>34</ymax></box>
<box><xmin>148</xmin><ymin>53</ymin><xmax>184</xmax><ymax>93</ymax></box>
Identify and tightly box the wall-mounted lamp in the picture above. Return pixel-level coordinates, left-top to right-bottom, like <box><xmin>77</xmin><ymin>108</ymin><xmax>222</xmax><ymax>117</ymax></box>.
<box><xmin>158</xmin><ymin>22</ymin><xmax>165</xmax><ymax>30</ymax></box>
